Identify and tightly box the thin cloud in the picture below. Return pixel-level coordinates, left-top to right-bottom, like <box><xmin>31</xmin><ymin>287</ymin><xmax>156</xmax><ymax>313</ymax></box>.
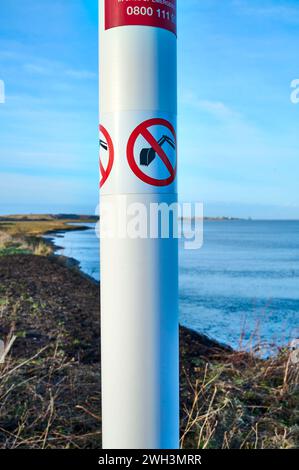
<box><xmin>0</xmin><ymin>150</ymin><xmax>86</xmax><ymax>172</ymax></box>
<box><xmin>65</xmin><ymin>69</ymin><xmax>97</xmax><ymax>80</ymax></box>
<box><xmin>0</xmin><ymin>172</ymin><xmax>94</xmax><ymax>206</ymax></box>
<box><xmin>181</xmin><ymin>90</ymin><xmax>241</xmax><ymax>121</ymax></box>
<box><xmin>24</xmin><ymin>63</ymin><xmax>50</xmax><ymax>75</ymax></box>
<box><xmin>0</xmin><ymin>80</ymin><xmax>5</xmax><ymax>103</ymax></box>
<box><xmin>233</xmin><ymin>0</ymin><xmax>299</xmax><ymax>23</ymax></box>
<box><xmin>24</xmin><ymin>59</ymin><xmax>96</xmax><ymax>80</ymax></box>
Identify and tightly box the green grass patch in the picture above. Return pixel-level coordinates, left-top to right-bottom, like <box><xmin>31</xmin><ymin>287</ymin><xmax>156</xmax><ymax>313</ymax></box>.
<box><xmin>0</xmin><ymin>247</ymin><xmax>32</xmax><ymax>256</ymax></box>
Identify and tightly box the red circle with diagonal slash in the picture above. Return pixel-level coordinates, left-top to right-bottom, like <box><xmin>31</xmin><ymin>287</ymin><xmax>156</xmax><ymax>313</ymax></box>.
<box><xmin>127</xmin><ymin>118</ymin><xmax>177</xmax><ymax>187</ymax></box>
<box><xmin>99</xmin><ymin>124</ymin><xmax>114</xmax><ymax>188</ymax></box>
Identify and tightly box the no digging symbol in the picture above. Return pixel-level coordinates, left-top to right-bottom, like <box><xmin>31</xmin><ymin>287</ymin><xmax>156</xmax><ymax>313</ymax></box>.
<box><xmin>99</xmin><ymin>124</ymin><xmax>114</xmax><ymax>188</ymax></box>
<box><xmin>127</xmin><ymin>118</ymin><xmax>177</xmax><ymax>187</ymax></box>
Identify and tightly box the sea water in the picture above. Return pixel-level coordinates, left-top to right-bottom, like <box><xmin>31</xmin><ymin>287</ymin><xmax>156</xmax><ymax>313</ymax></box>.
<box><xmin>45</xmin><ymin>220</ymin><xmax>299</xmax><ymax>351</ymax></box>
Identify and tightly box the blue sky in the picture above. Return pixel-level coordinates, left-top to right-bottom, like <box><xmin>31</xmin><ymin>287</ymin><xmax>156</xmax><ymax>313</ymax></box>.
<box><xmin>0</xmin><ymin>0</ymin><xmax>298</xmax><ymax>218</ymax></box>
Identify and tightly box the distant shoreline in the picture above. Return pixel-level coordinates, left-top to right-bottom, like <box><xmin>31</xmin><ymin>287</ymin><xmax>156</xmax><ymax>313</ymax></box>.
<box><xmin>1</xmin><ymin>213</ymin><xmax>299</xmax><ymax>223</ymax></box>
<box><xmin>0</xmin><ymin>214</ymin><xmax>97</xmax><ymax>257</ymax></box>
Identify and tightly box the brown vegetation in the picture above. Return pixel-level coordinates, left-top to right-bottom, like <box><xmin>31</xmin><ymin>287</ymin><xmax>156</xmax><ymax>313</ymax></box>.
<box><xmin>0</xmin><ymin>255</ymin><xmax>298</xmax><ymax>449</ymax></box>
<box><xmin>0</xmin><ymin>215</ymin><xmax>95</xmax><ymax>257</ymax></box>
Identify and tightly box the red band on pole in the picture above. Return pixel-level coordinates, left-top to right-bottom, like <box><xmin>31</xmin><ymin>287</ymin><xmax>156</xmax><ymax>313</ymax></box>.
<box><xmin>105</xmin><ymin>0</ymin><xmax>177</xmax><ymax>36</ymax></box>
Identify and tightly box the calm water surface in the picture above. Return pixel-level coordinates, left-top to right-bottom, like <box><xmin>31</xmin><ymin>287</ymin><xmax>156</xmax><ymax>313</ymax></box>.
<box><xmin>45</xmin><ymin>221</ymin><xmax>299</xmax><ymax>350</ymax></box>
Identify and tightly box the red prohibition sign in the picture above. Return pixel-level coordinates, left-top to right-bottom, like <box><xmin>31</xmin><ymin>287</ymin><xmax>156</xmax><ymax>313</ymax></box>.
<box><xmin>99</xmin><ymin>124</ymin><xmax>114</xmax><ymax>188</ymax></box>
<box><xmin>127</xmin><ymin>118</ymin><xmax>177</xmax><ymax>187</ymax></box>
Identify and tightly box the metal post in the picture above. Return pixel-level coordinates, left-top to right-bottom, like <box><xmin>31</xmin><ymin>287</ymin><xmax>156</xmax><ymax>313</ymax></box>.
<box><xmin>99</xmin><ymin>0</ymin><xmax>179</xmax><ymax>449</ymax></box>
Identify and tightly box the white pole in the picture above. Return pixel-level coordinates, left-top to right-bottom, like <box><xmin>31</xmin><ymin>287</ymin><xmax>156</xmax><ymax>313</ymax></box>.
<box><xmin>99</xmin><ymin>0</ymin><xmax>179</xmax><ymax>449</ymax></box>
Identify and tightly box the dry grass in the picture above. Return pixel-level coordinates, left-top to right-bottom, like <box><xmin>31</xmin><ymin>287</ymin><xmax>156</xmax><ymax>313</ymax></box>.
<box><xmin>0</xmin><ymin>220</ymin><xmax>86</xmax><ymax>238</ymax></box>
<box><xmin>0</xmin><ymin>230</ymin><xmax>51</xmax><ymax>257</ymax></box>
<box><xmin>0</xmin><ymin>217</ymin><xmax>92</xmax><ymax>257</ymax></box>
<box><xmin>0</xmin><ymin>253</ymin><xmax>298</xmax><ymax>449</ymax></box>
<box><xmin>0</xmin><ymin>213</ymin><xmax>98</xmax><ymax>240</ymax></box>
<box><xmin>0</xmin><ymin>340</ymin><xmax>101</xmax><ymax>449</ymax></box>
<box><xmin>180</xmin><ymin>349</ymin><xmax>299</xmax><ymax>449</ymax></box>
<box><xmin>1</xmin><ymin>330</ymin><xmax>298</xmax><ymax>449</ymax></box>
<box><xmin>32</xmin><ymin>242</ymin><xmax>52</xmax><ymax>257</ymax></box>
<box><xmin>0</xmin><ymin>254</ymin><xmax>101</xmax><ymax>449</ymax></box>
<box><xmin>0</xmin><ymin>232</ymin><xmax>11</xmax><ymax>247</ymax></box>
<box><xmin>0</xmin><ymin>231</ymin><xmax>31</xmax><ymax>256</ymax></box>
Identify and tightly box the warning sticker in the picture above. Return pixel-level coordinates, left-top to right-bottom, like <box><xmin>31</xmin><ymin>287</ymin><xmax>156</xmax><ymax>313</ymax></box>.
<box><xmin>99</xmin><ymin>124</ymin><xmax>114</xmax><ymax>188</ymax></box>
<box><xmin>105</xmin><ymin>0</ymin><xmax>177</xmax><ymax>36</ymax></box>
<box><xmin>127</xmin><ymin>118</ymin><xmax>177</xmax><ymax>187</ymax></box>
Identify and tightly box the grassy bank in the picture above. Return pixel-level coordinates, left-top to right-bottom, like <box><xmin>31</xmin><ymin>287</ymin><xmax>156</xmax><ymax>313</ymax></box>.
<box><xmin>0</xmin><ymin>214</ymin><xmax>98</xmax><ymax>257</ymax></box>
<box><xmin>0</xmin><ymin>254</ymin><xmax>298</xmax><ymax>449</ymax></box>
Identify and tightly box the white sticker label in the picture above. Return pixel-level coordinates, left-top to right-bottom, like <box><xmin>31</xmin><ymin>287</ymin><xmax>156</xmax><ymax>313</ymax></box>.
<box><xmin>100</xmin><ymin>112</ymin><xmax>177</xmax><ymax>195</ymax></box>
